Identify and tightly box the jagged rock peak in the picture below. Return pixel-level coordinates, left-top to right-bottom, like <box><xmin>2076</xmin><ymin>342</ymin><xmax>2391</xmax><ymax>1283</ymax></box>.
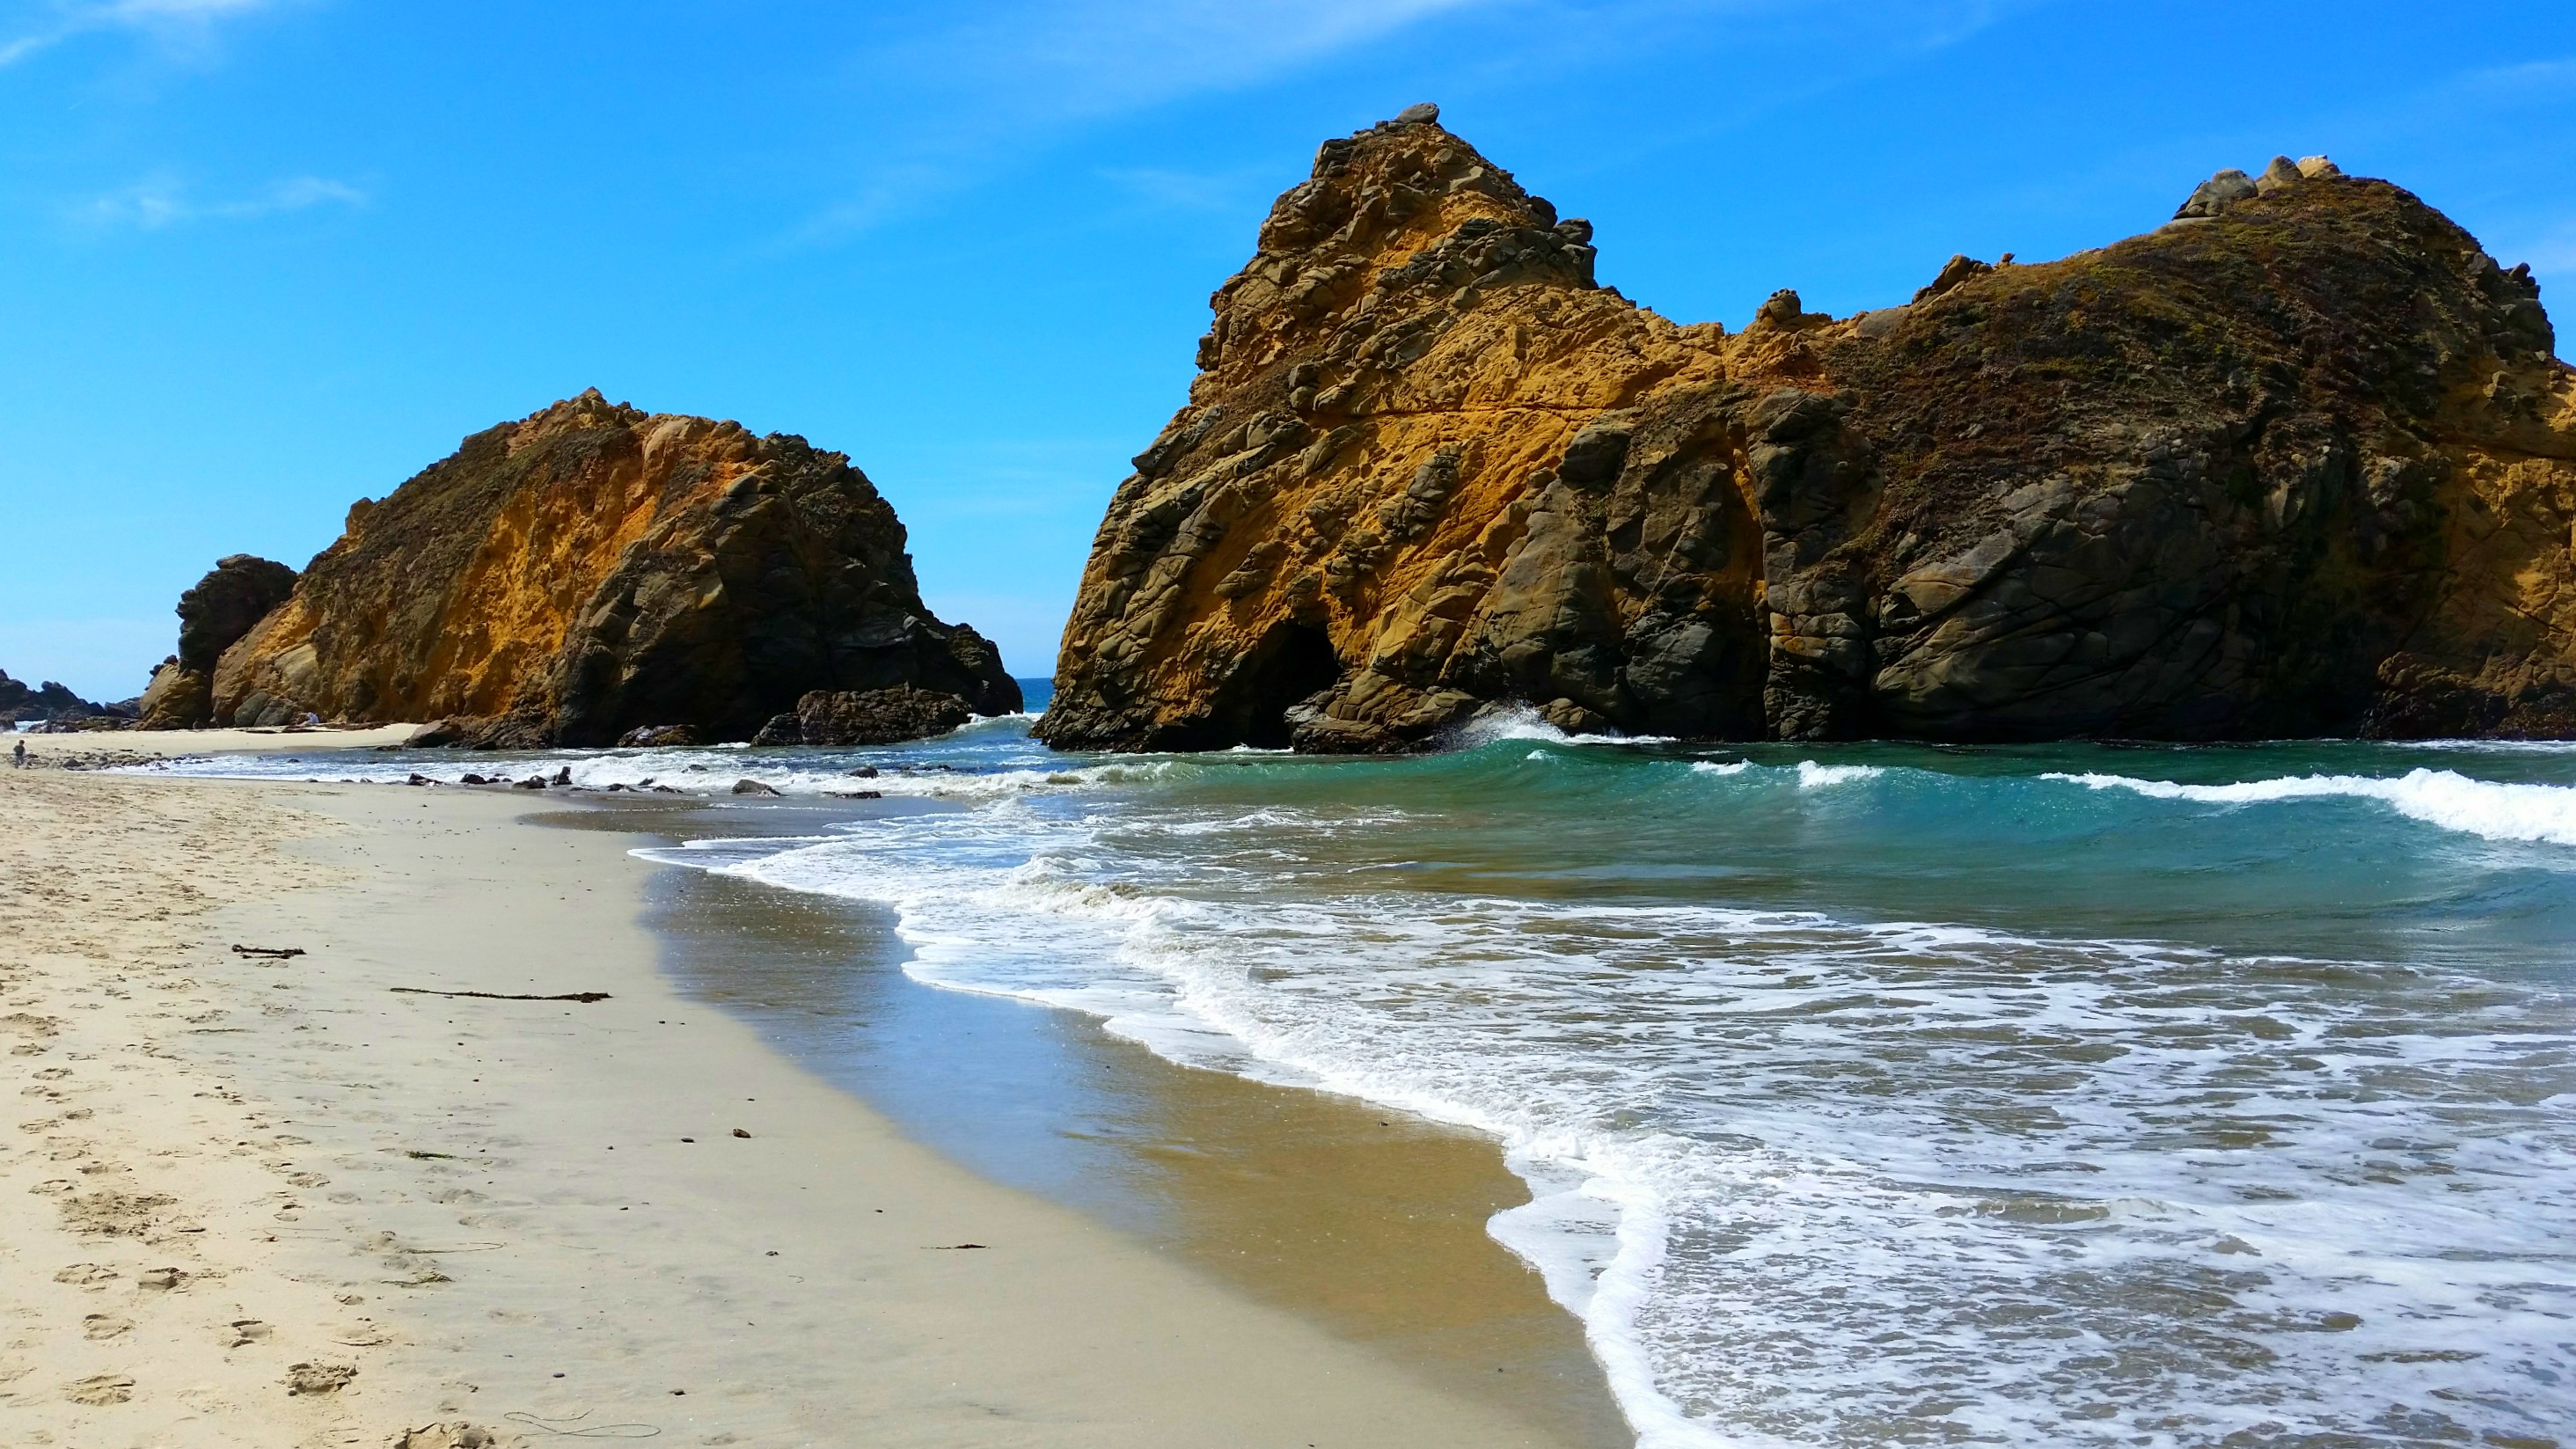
<box><xmin>1042</xmin><ymin>121</ymin><xmax>2576</xmax><ymax>752</ymax></box>
<box><xmin>213</xmin><ymin>393</ymin><xmax>1020</xmax><ymax>744</ymax></box>
<box><xmin>135</xmin><ymin>553</ymin><xmax>300</xmax><ymax>728</ymax></box>
<box><xmin>0</xmin><ymin>669</ymin><xmax>106</xmax><ymax>725</ymax></box>
<box><xmin>1174</xmin><ymin>113</ymin><xmax>1601</xmax><ymax>398</ymax></box>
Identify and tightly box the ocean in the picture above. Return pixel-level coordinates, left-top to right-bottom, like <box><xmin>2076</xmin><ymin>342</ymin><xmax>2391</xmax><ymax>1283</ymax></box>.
<box><xmin>154</xmin><ymin>706</ymin><xmax>2576</xmax><ymax>1447</ymax></box>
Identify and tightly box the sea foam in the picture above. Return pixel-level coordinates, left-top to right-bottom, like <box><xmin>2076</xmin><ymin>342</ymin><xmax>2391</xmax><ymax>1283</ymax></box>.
<box><xmin>646</xmin><ymin>786</ymin><xmax>2576</xmax><ymax>1446</ymax></box>
<box><xmin>2044</xmin><ymin>765</ymin><xmax>2576</xmax><ymax>845</ymax></box>
<box><xmin>1794</xmin><ymin>759</ymin><xmax>1884</xmax><ymax>788</ymax></box>
<box><xmin>145</xmin><ymin>731</ymin><xmax>2576</xmax><ymax>1445</ymax></box>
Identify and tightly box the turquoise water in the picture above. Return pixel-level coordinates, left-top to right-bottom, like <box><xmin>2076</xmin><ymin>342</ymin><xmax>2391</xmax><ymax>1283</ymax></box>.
<box><xmin>157</xmin><ymin>719</ymin><xmax>2576</xmax><ymax>1447</ymax></box>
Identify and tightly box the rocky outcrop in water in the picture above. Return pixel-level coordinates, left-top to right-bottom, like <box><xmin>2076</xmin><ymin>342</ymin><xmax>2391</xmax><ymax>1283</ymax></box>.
<box><xmin>136</xmin><ymin>553</ymin><xmax>300</xmax><ymax>728</ymax></box>
<box><xmin>1038</xmin><ymin>110</ymin><xmax>2576</xmax><ymax>750</ymax></box>
<box><xmin>0</xmin><ymin>670</ymin><xmax>107</xmax><ymax>726</ymax></box>
<box><xmin>214</xmin><ymin>391</ymin><xmax>1021</xmax><ymax>745</ymax></box>
<box><xmin>759</xmin><ymin>684</ymin><xmax>977</xmax><ymax>747</ymax></box>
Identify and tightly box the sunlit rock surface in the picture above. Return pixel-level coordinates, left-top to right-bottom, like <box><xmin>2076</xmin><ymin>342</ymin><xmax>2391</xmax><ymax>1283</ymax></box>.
<box><xmin>1040</xmin><ymin>112</ymin><xmax>2576</xmax><ymax>750</ymax></box>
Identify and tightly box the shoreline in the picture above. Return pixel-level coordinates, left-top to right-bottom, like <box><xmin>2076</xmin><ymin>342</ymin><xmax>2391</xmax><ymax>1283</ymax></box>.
<box><xmin>624</xmin><ymin>819</ymin><xmax>1627</xmax><ymax>1446</ymax></box>
<box><xmin>0</xmin><ymin>753</ymin><xmax>1628</xmax><ymax>1446</ymax></box>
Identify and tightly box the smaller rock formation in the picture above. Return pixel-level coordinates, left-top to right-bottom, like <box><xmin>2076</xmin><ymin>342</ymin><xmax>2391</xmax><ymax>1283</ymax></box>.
<box><xmin>137</xmin><ymin>555</ymin><xmax>300</xmax><ymax>728</ymax></box>
<box><xmin>2171</xmin><ymin>155</ymin><xmax>2342</xmax><ymax>223</ymax></box>
<box><xmin>212</xmin><ymin>392</ymin><xmax>1021</xmax><ymax>743</ymax></box>
<box><xmin>1911</xmin><ymin>253</ymin><xmax>1994</xmax><ymax>303</ymax></box>
<box><xmin>773</xmin><ymin>684</ymin><xmax>976</xmax><ymax>746</ymax></box>
<box><xmin>0</xmin><ymin>670</ymin><xmax>106</xmax><ymax>725</ymax></box>
<box><xmin>616</xmin><ymin>724</ymin><xmax>704</xmax><ymax>748</ymax></box>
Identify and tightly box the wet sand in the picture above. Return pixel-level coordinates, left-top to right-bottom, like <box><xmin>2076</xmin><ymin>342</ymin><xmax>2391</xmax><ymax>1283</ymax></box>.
<box><xmin>614</xmin><ymin>809</ymin><xmax>1627</xmax><ymax>1447</ymax></box>
<box><xmin>0</xmin><ymin>755</ymin><xmax>1630</xmax><ymax>1446</ymax></box>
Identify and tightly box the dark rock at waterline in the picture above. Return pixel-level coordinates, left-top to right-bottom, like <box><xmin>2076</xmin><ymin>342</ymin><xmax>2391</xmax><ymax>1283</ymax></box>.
<box><xmin>617</xmin><ymin>724</ymin><xmax>704</xmax><ymax>748</ymax></box>
<box><xmin>729</xmin><ymin>778</ymin><xmax>781</xmax><ymax>796</ymax></box>
<box><xmin>404</xmin><ymin>719</ymin><xmax>469</xmax><ymax>748</ymax></box>
<box><xmin>0</xmin><ymin>670</ymin><xmax>108</xmax><ymax>726</ymax></box>
<box><xmin>794</xmin><ymin>685</ymin><xmax>974</xmax><ymax>746</ymax></box>
<box><xmin>743</xmin><ymin>686</ymin><xmax>977</xmax><ymax>748</ymax></box>
<box><xmin>35</xmin><ymin>714</ymin><xmax>133</xmax><ymax>734</ymax></box>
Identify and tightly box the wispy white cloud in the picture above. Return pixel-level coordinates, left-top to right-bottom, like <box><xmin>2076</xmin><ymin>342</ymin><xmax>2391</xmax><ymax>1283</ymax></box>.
<box><xmin>1094</xmin><ymin>164</ymin><xmax>1278</xmax><ymax>214</ymax></box>
<box><xmin>961</xmin><ymin>0</ymin><xmax>1489</xmax><ymax>111</ymax></box>
<box><xmin>0</xmin><ymin>0</ymin><xmax>280</xmax><ymax>69</ymax></box>
<box><xmin>2443</xmin><ymin>55</ymin><xmax>2576</xmax><ymax>102</ymax></box>
<box><xmin>783</xmin><ymin>0</ymin><xmax>2053</xmax><ymax>246</ymax></box>
<box><xmin>783</xmin><ymin>0</ymin><xmax>1500</xmax><ymax>245</ymax></box>
<box><xmin>73</xmin><ymin>170</ymin><xmax>365</xmax><ymax>229</ymax></box>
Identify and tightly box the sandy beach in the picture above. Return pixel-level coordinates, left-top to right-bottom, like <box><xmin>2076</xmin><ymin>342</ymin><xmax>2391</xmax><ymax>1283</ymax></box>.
<box><xmin>0</xmin><ymin>735</ymin><xmax>1623</xmax><ymax>1448</ymax></box>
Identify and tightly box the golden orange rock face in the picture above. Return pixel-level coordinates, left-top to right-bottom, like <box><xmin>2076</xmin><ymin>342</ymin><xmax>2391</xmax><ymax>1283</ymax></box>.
<box><xmin>215</xmin><ymin>391</ymin><xmax>1019</xmax><ymax>743</ymax></box>
<box><xmin>1039</xmin><ymin>117</ymin><xmax>2576</xmax><ymax>750</ymax></box>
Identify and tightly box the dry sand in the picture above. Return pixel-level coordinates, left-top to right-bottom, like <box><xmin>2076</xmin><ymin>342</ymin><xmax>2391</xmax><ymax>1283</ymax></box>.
<box><xmin>0</xmin><ymin>743</ymin><xmax>1625</xmax><ymax>1448</ymax></box>
<box><xmin>10</xmin><ymin>725</ymin><xmax>420</xmax><ymax>764</ymax></box>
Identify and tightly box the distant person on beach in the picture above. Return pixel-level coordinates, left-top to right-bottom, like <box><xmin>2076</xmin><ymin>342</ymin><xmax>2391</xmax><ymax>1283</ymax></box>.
<box><xmin>11</xmin><ymin>739</ymin><xmax>25</xmax><ymax>768</ymax></box>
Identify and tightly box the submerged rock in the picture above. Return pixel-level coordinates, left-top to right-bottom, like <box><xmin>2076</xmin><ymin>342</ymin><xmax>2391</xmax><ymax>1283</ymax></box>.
<box><xmin>211</xmin><ymin>392</ymin><xmax>1021</xmax><ymax>744</ymax></box>
<box><xmin>1039</xmin><ymin>115</ymin><xmax>2576</xmax><ymax>750</ymax></box>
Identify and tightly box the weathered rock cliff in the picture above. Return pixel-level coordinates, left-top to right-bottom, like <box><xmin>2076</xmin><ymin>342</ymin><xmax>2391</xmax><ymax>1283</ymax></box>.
<box><xmin>1038</xmin><ymin>111</ymin><xmax>2576</xmax><ymax>750</ymax></box>
<box><xmin>136</xmin><ymin>553</ymin><xmax>299</xmax><ymax>728</ymax></box>
<box><xmin>215</xmin><ymin>392</ymin><xmax>1020</xmax><ymax>744</ymax></box>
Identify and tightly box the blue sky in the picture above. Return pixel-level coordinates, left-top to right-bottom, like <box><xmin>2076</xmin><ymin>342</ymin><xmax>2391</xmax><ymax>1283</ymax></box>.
<box><xmin>2</xmin><ymin>1</ymin><xmax>2570</xmax><ymax>701</ymax></box>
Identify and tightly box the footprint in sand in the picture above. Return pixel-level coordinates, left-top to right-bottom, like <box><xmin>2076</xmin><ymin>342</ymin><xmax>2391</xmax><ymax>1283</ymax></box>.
<box><xmin>223</xmin><ymin>1320</ymin><xmax>272</xmax><ymax>1348</ymax></box>
<box><xmin>64</xmin><ymin>1372</ymin><xmax>134</xmax><ymax>1405</ymax></box>
<box><xmin>135</xmin><ymin>1267</ymin><xmax>188</xmax><ymax>1292</ymax></box>
<box><xmin>60</xmin><ymin>1188</ymin><xmax>177</xmax><ymax>1237</ymax></box>
<box><xmin>284</xmin><ymin>1361</ymin><xmax>356</xmax><ymax>1396</ymax></box>
<box><xmin>81</xmin><ymin>1314</ymin><xmax>130</xmax><ymax>1340</ymax></box>
<box><xmin>52</xmin><ymin>1264</ymin><xmax>116</xmax><ymax>1289</ymax></box>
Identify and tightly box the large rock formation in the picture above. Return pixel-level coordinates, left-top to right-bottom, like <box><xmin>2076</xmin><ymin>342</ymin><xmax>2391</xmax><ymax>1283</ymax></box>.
<box><xmin>214</xmin><ymin>391</ymin><xmax>1021</xmax><ymax>744</ymax></box>
<box><xmin>136</xmin><ymin>554</ymin><xmax>299</xmax><ymax>728</ymax></box>
<box><xmin>1038</xmin><ymin>111</ymin><xmax>2576</xmax><ymax>750</ymax></box>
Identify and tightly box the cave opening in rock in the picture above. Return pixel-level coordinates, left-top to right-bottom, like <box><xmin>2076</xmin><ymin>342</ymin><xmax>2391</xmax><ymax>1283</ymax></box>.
<box><xmin>1221</xmin><ymin>622</ymin><xmax>1342</xmax><ymax>748</ymax></box>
